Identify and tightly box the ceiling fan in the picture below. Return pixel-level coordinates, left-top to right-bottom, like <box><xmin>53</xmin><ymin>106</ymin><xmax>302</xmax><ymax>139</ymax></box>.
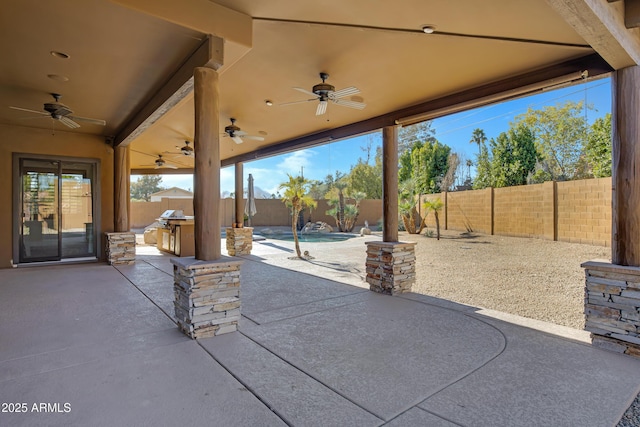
<box><xmin>147</xmin><ymin>154</ymin><xmax>178</xmax><ymax>170</ymax></box>
<box><xmin>283</xmin><ymin>72</ymin><xmax>366</xmax><ymax>116</ymax></box>
<box><xmin>9</xmin><ymin>93</ymin><xmax>106</xmax><ymax>128</ymax></box>
<box><xmin>223</xmin><ymin>118</ymin><xmax>265</xmax><ymax>144</ymax></box>
<box><xmin>165</xmin><ymin>140</ymin><xmax>194</xmax><ymax>157</ymax></box>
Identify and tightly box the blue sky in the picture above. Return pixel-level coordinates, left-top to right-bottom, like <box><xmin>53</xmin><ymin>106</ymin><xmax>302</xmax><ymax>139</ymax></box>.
<box><xmin>153</xmin><ymin>76</ymin><xmax>612</xmax><ymax>196</ymax></box>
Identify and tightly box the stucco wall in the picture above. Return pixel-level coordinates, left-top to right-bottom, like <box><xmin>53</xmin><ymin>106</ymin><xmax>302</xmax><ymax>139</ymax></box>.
<box><xmin>0</xmin><ymin>124</ymin><xmax>114</xmax><ymax>267</ymax></box>
<box><xmin>131</xmin><ymin>197</ymin><xmax>383</xmax><ymax>230</ymax></box>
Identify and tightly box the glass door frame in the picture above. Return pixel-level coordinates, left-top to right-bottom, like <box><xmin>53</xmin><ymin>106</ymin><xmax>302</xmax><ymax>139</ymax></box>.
<box><xmin>12</xmin><ymin>153</ymin><xmax>102</xmax><ymax>265</ymax></box>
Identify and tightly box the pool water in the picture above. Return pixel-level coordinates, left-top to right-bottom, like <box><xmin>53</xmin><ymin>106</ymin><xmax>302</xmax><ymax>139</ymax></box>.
<box><xmin>260</xmin><ymin>233</ymin><xmax>356</xmax><ymax>243</ymax></box>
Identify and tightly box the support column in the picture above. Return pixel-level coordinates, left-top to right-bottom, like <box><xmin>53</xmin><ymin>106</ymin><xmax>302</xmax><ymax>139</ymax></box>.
<box><xmin>234</xmin><ymin>162</ymin><xmax>244</xmax><ymax>228</ymax></box>
<box><xmin>109</xmin><ymin>145</ymin><xmax>135</xmax><ymax>264</ymax></box>
<box><xmin>382</xmin><ymin>125</ymin><xmax>398</xmax><ymax>242</ymax></box>
<box><xmin>226</xmin><ymin>161</ymin><xmax>253</xmax><ymax>256</ymax></box>
<box><xmin>193</xmin><ymin>66</ymin><xmax>221</xmax><ymax>261</ymax></box>
<box><xmin>612</xmin><ymin>65</ymin><xmax>640</xmax><ymax>267</ymax></box>
<box><xmin>114</xmin><ymin>145</ymin><xmax>130</xmax><ymax>232</ymax></box>
<box><xmin>583</xmin><ymin>65</ymin><xmax>640</xmax><ymax>358</ymax></box>
<box><xmin>366</xmin><ymin>125</ymin><xmax>416</xmax><ymax>295</ymax></box>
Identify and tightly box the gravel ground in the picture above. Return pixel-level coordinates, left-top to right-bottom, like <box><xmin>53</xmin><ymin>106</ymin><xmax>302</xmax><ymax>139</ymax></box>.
<box><xmin>402</xmin><ymin>229</ymin><xmax>610</xmax><ymax>330</ymax></box>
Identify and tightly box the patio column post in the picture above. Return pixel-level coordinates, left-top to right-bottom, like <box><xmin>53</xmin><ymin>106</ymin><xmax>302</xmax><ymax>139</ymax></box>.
<box><xmin>234</xmin><ymin>162</ymin><xmax>244</xmax><ymax>228</ymax></box>
<box><xmin>114</xmin><ymin>145</ymin><xmax>130</xmax><ymax>232</ymax></box>
<box><xmin>226</xmin><ymin>161</ymin><xmax>253</xmax><ymax>255</ymax></box>
<box><xmin>583</xmin><ymin>65</ymin><xmax>640</xmax><ymax>358</ymax></box>
<box><xmin>107</xmin><ymin>145</ymin><xmax>135</xmax><ymax>265</ymax></box>
<box><xmin>365</xmin><ymin>125</ymin><xmax>416</xmax><ymax>295</ymax></box>
<box><xmin>174</xmin><ymin>36</ymin><xmax>240</xmax><ymax>338</ymax></box>
<box><xmin>382</xmin><ymin>125</ymin><xmax>399</xmax><ymax>242</ymax></box>
<box><xmin>193</xmin><ymin>65</ymin><xmax>221</xmax><ymax>261</ymax></box>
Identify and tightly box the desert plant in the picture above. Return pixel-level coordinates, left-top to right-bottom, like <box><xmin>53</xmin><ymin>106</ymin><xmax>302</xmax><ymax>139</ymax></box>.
<box><xmin>326</xmin><ymin>190</ymin><xmax>365</xmax><ymax>232</ymax></box>
<box><xmin>423</xmin><ymin>198</ymin><xmax>444</xmax><ymax>240</ymax></box>
<box><xmin>398</xmin><ymin>179</ymin><xmax>427</xmax><ymax>234</ymax></box>
<box><xmin>278</xmin><ymin>174</ymin><xmax>317</xmax><ymax>258</ymax></box>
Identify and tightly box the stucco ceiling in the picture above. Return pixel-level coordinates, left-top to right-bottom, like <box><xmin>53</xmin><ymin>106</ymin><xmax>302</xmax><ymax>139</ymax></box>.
<box><xmin>0</xmin><ymin>0</ymin><xmax>615</xmax><ymax>171</ymax></box>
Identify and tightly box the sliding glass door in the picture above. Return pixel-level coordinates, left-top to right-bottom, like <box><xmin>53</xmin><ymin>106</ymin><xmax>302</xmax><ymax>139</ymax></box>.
<box><xmin>18</xmin><ymin>158</ymin><xmax>96</xmax><ymax>263</ymax></box>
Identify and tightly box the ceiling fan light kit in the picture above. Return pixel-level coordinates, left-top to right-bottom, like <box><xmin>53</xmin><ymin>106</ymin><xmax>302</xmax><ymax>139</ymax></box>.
<box><xmin>223</xmin><ymin>118</ymin><xmax>265</xmax><ymax>144</ymax></box>
<box><xmin>285</xmin><ymin>72</ymin><xmax>366</xmax><ymax>115</ymax></box>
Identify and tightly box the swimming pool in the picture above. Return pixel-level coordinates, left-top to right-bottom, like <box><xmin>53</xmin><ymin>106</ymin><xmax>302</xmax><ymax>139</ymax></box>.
<box><xmin>258</xmin><ymin>232</ymin><xmax>356</xmax><ymax>243</ymax></box>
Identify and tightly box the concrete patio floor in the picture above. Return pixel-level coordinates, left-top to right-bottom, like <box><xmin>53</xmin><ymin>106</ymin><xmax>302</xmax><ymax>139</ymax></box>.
<box><xmin>1</xmin><ymin>236</ymin><xmax>639</xmax><ymax>426</ymax></box>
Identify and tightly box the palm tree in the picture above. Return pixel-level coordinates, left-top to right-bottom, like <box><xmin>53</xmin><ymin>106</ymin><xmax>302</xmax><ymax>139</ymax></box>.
<box><xmin>424</xmin><ymin>198</ymin><xmax>444</xmax><ymax>240</ymax></box>
<box><xmin>278</xmin><ymin>174</ymin><xmax>317</xmax><ymax>258</ymax></box>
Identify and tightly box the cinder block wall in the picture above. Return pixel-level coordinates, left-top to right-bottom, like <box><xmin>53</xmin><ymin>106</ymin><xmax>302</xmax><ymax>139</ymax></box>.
<box><xmin>557</xmin><ymin>178</ymin><xmax>611</xmax><ymax>246</ymax></box>
<box><xmin>416</xmin><ymin>177</ymin><xmax>611</xmax><ymax>246</ymax></box>
<box><xmin>494</xmin><ymin>183</ymin><xmax>549</xmax><ymax>238</ymax></box>
<box><xmin>446</xmin><ymin>188</ymin><xmax>493</xmax><ymax>234</ymax></box>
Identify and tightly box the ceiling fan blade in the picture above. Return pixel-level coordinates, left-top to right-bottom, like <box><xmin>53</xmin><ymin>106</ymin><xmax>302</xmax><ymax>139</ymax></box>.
<box><xmin>69</xmin><ymin>115</ymin><xmax>106</xmax><ymax>126</ymax></box>
<box><xmin>316</xmin><ymin>100</ymin><xmax>328</xmax><ymax>116</ymax></box>
<box><xmin>232</xmin><ymin>136</ymin><xmax>244</xmax><ymax>144</ymax></box>
<box><xmin>332</xmin><ymin>98</ymin><xmax>366</xmax><ymax>110</ymax></box>
<box><xmin>59</xmin><ymin>116</ymin><xmax>81</xmax><ymax>128</ymax></box>
<box><xmin>243</xmin><ymin>135</ymin><xmax>265</xmax><ymax>141</ymax></box>
<box><xmin>9</xmin><ymin>106</ymin><xmax>49</xmax><ymax>115</ymax></box>
<box><xmin>280</xmin><ymin>98</ymin><xmax>317</xmax><ymax>106</ymax></box>
<box><xmin>331</xmin><ymin>86</ymin><xmax>360</xmax><ymax>99</ymax></box>
<box><xmin>235</xmin><ymin>130</ymin><xmax>247</xmax><ymax>136</ymax></box>
<box><xmin>293</xmin><ymin>87</ymin><xmax>319</xmax><ymax>97</ymax></box>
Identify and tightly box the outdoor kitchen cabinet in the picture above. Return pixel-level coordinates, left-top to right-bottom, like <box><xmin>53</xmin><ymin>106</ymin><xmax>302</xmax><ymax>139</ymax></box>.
<box><xmin>156</xmin><ymin>210</ymin><xmax>195</xmax><ymax>257</ymax></box>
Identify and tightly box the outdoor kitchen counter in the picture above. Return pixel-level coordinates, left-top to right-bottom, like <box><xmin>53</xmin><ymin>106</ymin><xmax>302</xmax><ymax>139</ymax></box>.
<box><xmin>156</xmin><ymin>219</ymin><xmax>194</xmax><ymax>257</ymax></box>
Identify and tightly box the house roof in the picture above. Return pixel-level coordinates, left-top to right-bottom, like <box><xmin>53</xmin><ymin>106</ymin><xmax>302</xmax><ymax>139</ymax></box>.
<box><xmin>151</xmin><ymin>187</ymin><xmax>193</xmax><ymax>197</ymax></box>
<box><xmin>1</xmin><ymin>1</ymin><xmax>638</xmax><ymax>172</ymax></box>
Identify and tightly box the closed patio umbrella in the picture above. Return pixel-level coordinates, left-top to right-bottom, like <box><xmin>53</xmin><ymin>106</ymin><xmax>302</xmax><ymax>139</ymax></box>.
<box><xmin>244</xmin><ymin>173</ymin><xmax>257</xmax><ymax>226</ymax></box>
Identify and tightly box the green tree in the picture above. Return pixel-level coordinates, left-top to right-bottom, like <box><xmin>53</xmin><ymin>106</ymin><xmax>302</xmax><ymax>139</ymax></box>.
<box><xmin>585</xmin><ymin>113</ymin><xmax>612</xmax><ymax>178</ymax></box>
<box><xmin>347</xmin><ymin>147</ymin><xmax>382</xmax><ymax>198</ymax></box>
<box><xmin>130</xmin><ymin>175</ymin><xmax>164</xmax><ymax>201</ymax></box>
<box><xmin>473</xmin><ymin>136</ymin><xmax>493</xmax><ymax>189</ymax></box>
<box><xmin>470</xmin><ymin>128</ymin><xmax>487</xmax><ymax>155</ymax></box>
<box><xmin>399</xmin><ymin>121</ymin><xmax>437</xmax><ymax>155</ymax></box>
<box><xmin>278</xmin><ymin>175</ymin><xmax>317</xmax><ymax>259</ymax></box>
<box><xmin>516</xmin><ymin>101</ymin><xmax>589</xmax><ymax>181</ymax></box>
<box><xmin>399</xmin><ymin>140</ymin><xmax>451</xmax><ymax>194</ymax></box>
<box><xmin>489</xmin><ymin>124</ymin><xmax>538</xmax><ymax>188</ymax></box>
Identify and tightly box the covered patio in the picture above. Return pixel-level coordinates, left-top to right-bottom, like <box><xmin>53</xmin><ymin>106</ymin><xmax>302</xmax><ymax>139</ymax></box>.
<box><xmin>1</xmin><ymin>240</ymin><xmax>639</xmax><ymax>426</ymax></box>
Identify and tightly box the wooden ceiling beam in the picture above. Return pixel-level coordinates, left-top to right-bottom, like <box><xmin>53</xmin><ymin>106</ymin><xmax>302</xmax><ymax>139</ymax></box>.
<box><xmin>547</xmin><ymin>0</ymin><xmax>640</xmax><ymax>69</ymax></box>
<box><xmin>625</xmin><ymin>0</ymin><xmax>640</xmax><ymax>28</ymax></box>
<box><xmin>113</xmin><ymin>36</ymin><xmax>223</xmax><ymax>148</ymax></box>
<box><xmin>221</xmin><ymin>54</ymin><xmax>611</xmax><ymax>167</ymax></box>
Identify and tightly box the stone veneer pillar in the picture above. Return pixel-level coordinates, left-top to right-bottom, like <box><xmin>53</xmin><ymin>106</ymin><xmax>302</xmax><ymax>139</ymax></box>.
<box><xmin>582</xmin><ymin>261</ymin><xmax>640</xmax><ymax>359</ymax></box>
<box><xmin>365</xmin><ymin>241</ymin><xmax>416</xmax><ymax>295</ymax></box>
<box><xmin>225</xmin><ymin>227</ymin><xmax>253</xmax><ymax>256</ymax></box>
<box><xmin>172</xmin><ymin>257</ymin><xmax>242</xmax><ymax>339</ymax></box>
<box><xmin>105</xmin><ymin>232</ymin><xmax>135</xmax><ymax>265</ymax></box>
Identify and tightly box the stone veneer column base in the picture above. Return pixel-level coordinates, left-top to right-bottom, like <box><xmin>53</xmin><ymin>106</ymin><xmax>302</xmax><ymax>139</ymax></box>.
<box><xmin>582</xmin><ymin>261</ymin><xmax>640</xmax><ymax>359</ymax></box>
<box><xmin>172</xmin><ymin>257</ymin><xmax>242</xmax><ymax>339</ymax></box>
<box><xmin>365</xmin><ymin>241</ymin><xmax>416</xmax><ymax>295</ymax></box>
<box><xmin>226</xmin><ymin>227</ymin><xmax>253</xmax><ymax>256</ymax></box>
<box><xmin>105</xmin><ymin>232</ymin><xmax>135</xmax><ymax>265</ymax></box>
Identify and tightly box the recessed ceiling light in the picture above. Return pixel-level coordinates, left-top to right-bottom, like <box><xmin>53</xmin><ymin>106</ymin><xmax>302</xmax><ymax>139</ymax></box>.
<box><xmin>47</xmin><ymin>74</ymin><xmax>69</xmax><ymax>82</ymax></box>
<box><xmin>50</xmin><ymin>51</ymin><xmax>70</xmax><ymax>59</ymax></box>
<box><xmin>265</xmin><ymin>100</ymin><xmax>273</xmax><ymax>106</ymax></box>
<box><xmin>421</xmin><ymin>25</ymin><xmax>436</xmax><ymax>34</ymax></box>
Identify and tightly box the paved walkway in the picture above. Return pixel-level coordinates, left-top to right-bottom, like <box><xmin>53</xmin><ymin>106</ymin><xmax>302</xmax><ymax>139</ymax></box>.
<box><xmin>1</xmin><ymin>236</ymin><xmax>639</xmax><ymax>426</ymax></box>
